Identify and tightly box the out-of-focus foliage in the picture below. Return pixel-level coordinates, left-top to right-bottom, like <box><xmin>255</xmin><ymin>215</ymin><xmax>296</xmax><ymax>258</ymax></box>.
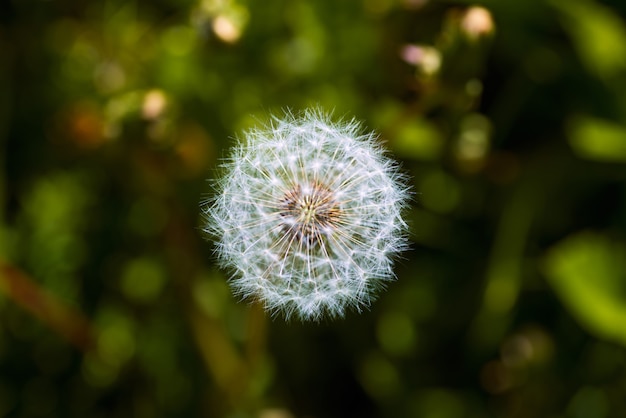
<box><xmin>1</xmin><ymin>0</ymin><xmax>626</xmax><ymax>417</ymax></box>
<box><xmin>544</xmin><ymin>232</ymin><xmax>626</xmax><ymax>346</ymax></box>
<box><xmin>568</xmin><ymin>115</ymin><xmax>626</xmax><ymax>162</ymax></box>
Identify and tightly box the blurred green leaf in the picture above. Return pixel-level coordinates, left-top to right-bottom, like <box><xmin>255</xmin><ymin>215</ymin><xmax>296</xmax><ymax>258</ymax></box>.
<box><xmin>544</xmin><ymin>232</ymin><xmax>626</xmax><ymax>346</ymax></box>
<box><xmin>20</xmin><ymin>172</ymin><xmax>92</xmax><ymax>302</ymax></box>
<box><xmin>552</xmin><ymin>0</ymin><xmax>626</xmax><ymax>79</ymax></box>
<box><xmin>567</xmin><ymin>115</ymin><xmax>626</xmax><ymax>162</ymax></box>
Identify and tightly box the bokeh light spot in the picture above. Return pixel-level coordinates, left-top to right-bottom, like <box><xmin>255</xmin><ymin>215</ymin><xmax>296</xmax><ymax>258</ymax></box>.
<box><xmin>121</xmin><ymin>258</ymin><xmax>166</xmax><ymax>303</ymax></box>
<box><xmin>162</xmin><ymin>26</ymin><xmax>196</xmax><ymax>56</ymax></box>
<box><xmin>419</xmin><ymin>171</ymin><xmax>461</xmax><ymax>213</ymax></box>
<box><xmin>376</xmin><ymin>311</ymin><xmax>417</xmax><ymax>356</ymax></box>
<box><xmin>358</xmin><ymin>352</ymin><xmax>400</xmax><ymax>399</ymax></box>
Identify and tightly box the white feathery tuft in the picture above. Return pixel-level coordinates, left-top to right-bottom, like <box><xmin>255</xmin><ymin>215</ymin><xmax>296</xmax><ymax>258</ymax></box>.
<box><xmin>202</xmin><ymin>109</ymin><xmax>410</xmax><ymax>321</ymax></box>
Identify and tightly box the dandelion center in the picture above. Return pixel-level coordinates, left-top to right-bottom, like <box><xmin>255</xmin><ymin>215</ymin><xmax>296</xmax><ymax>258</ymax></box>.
<box><xmin>279</xmin><ymin>182</ymin><xmax>341</xmax><ymax>247</ymax></box>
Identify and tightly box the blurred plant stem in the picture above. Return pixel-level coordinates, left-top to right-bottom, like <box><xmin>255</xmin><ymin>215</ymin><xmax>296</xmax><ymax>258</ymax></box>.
<box><xmin>186</xmin><ymin>302</ymin><xmax>249</xmax><ymax>405</ymax></box>
<box><xmin>0</xmin><ymin>263</ymin><xmax>95</xmax><ymax>350</ymax></box>
<box><xmin>165</xmin><ymin>206</ymin><xmax>268</xmax><ymax>415</ymax></box>
<box><xmin>470</xmin><ymin>180</ymin><xmax>535</xmax><ymax>347</ymax></box>
<box><xmin>471</xmin><ymin>147</ymin><xmax>566</xmax><ymax>348</ymax></box>
<box><xmin>245</xmin><ymin>301</ymin><xmax>267</xmax><ymax>372</ymax></box>
<box><xmin>186</xmin><ymin>300</ymin><xmax>268</xmax><ymax>415</ymax></box>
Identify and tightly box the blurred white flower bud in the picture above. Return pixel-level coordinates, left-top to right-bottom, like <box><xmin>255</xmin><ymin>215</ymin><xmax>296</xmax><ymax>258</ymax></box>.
<box><xmin>400</xmin><ymin>44</ymin><xmax>442</xmax><ymax>75</ymax></box>
<box><xmin>461</xmin><ymin>7</ymin><xmax>495</xmax><ymax>41</ymax></box>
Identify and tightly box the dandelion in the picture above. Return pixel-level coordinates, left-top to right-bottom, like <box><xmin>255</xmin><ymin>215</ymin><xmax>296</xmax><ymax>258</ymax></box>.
<box><xmin>202</xmin><ymin>109</ymin><xmax>409</xmax><ymax>320</ymax></box>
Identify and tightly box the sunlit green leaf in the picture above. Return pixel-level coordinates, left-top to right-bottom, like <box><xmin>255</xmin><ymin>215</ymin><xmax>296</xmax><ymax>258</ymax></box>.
<box><xmin>567</xmin><ymin>115</ymin><xmax>626</xmax><ymax>162</ymax></box>
<box><xmin>544</xmin><ymin>232</ymin><xmax>626</xmax><ymax>346</ymax></box>
<box><xmin>551</xmin><ymin>0</ymin><xmax>626</xmax><ymax>78</ymax></box>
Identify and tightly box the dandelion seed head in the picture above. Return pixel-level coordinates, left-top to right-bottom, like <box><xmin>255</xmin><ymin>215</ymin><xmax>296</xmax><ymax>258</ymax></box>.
<box><xmin>202</xmin><ymin>109</ymin><xmax>410</xmax><ymax>320</ymax></box>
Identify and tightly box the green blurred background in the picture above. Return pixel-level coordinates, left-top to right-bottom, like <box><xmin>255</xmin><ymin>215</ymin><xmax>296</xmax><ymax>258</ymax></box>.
<box><xmin>1</xmin><ymin>0</ymin><xmax>626</xmax><ymax>416</ymax></box>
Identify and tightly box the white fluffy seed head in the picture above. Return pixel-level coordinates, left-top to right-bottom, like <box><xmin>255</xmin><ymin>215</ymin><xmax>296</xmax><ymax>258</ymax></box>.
<box><xmin>202</xmin><ymin>109</ymin><xmax>410</xmax><ymax>321</ymax></box>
